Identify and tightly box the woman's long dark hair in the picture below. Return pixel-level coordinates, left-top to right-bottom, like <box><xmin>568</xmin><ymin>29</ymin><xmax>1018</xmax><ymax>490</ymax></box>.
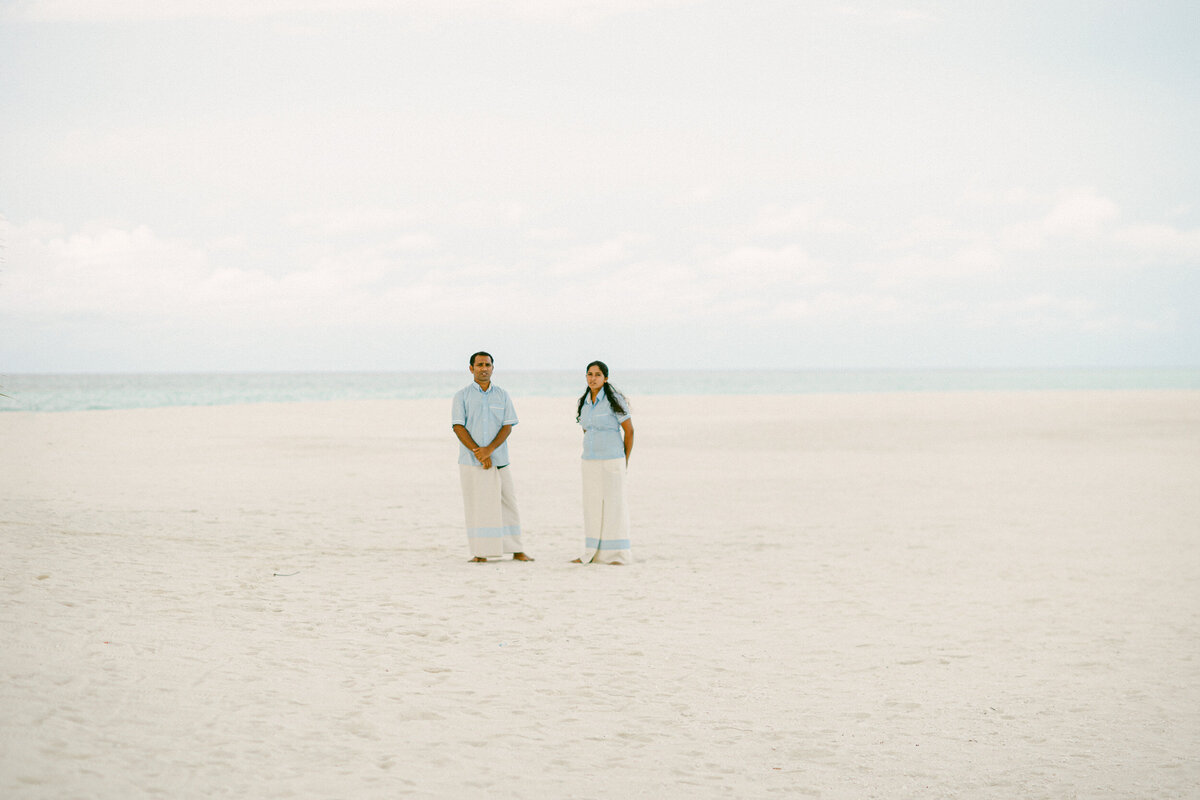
<box><xmin>576</xmin><ymin>360</ymin><xmax>627</xmax><ymax>422</ymax></box>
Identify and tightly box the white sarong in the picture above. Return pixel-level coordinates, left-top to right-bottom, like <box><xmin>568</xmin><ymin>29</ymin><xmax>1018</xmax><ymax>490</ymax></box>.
<box><xmin>580</xmin><ymin>457</ymin><xmax>632</xmax><ymax>564</ymax></box>
<box><xmin>459</xmin><ymin>464</ymin><xmax>523</xmax><ymax>558</ymax></box>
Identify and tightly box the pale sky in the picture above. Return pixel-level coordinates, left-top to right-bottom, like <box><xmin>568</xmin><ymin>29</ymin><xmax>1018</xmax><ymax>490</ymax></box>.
<box><xmin>2</xmin><ymin>0</ymin><xmax>1198</xmax><ymax>372</ymax></box>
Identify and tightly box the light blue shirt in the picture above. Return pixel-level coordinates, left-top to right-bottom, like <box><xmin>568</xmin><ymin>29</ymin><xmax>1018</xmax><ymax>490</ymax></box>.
<box><xmin>452</xmin><ymin>382</ymin><xmax>518</xmax><ymax>467</ymax></box>
<box><xmin>579</xmin><ymin>389</ymin><xmax>630</xmax><ymax>460</ymax></box>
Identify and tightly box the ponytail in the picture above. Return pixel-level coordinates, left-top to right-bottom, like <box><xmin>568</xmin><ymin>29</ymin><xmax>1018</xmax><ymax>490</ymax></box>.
<box><xmin>603</xmin><ymin>383</ymin><xmax>627</xmax><ymax>416</ymax></box>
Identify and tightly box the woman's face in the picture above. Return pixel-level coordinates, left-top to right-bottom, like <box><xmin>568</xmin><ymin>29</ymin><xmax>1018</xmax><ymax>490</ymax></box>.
<box><xmin>586</xmin><ymin>365</ymin><xmax>607</xmax><ymax>392</ymax></box>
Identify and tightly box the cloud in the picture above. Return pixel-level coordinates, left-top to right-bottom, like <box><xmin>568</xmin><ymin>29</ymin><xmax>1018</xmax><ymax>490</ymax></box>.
<box><xmin>869</xmin><ymin>188</ymin><xmax>1199</xmax><ymax>283</ymax></box>
<box><xmin>2</xmin><ymin>220</ymin><xmax>657</xmax><ymax>334</ymax></box>
<box><xmin>981</xmin><ymin>188</ymin><xmax>1118</xmax><ymax>250</ymax></box>
<box><xmin>833</xmin><ymin>3</ymin><xmax>941</xmax><ymax>26</ymax></box>
<box><xmin>861</xmin><ymin>244</ymin><xmax>1005</xmax><ymax>288</ymax></box>
<box><xmin>3</xmin><ymin>223</ymin><xmax>211</xmax><ymax>317</ymax></box>
<box><xmin>287</xmin><ymin>208</ymin><xmax>416</xmax><ymax>237</ymax></box>
<box><xmin>6</xmin><ymin>0</ymin><xmax>698</xmax><ymax>23</ymax></box>
<box><xmin>709</xmin><ymin>244</ymin><xmax>827</xmax><ymax>286</ymax></box>
<box><xmin>562</xmin><ymin>242</ymin><xmax>835</xmax><ymax>324</ymax></box>
<box><xmin>1042</xmin><ymin>189</ymin><xmax>1120</xmax><ymax>237</ymax></box>
<box><xmin>964</xmin><ymin>293</ymin><xmax>1166</xmax><ymax>335</ymax></box>
<box><xmin>775</xmin><ymin>290</ymin><xmax>910</xmax><ymax>323</ymax></box>
<box><xmin>675</xmin><ymin>186</ymin><xmax>716</xmax><ymax>206</ymax></box>
<box><xmin>738</xmin><ymin>204</ymin><xmax>855</xmax><ymax>241</ymax></box>
<box><xmin>4</xmin><ymin>184</ymin><xmax>1191</xmax><ymax>371</ymax></box>
<box><xmin>886</xmin><ymin>215</ymin><xmax>972</xmax><ymax>251</ymax></box>
<box><xmin>1112</xmin><ymin>223</ymin><xmax>1200</xmax><ymax>264</ymax></box>
<box><xmin>1</xmin><ymin>221</ymin><xmax>430</xmax><ymax>327</ymax></box>
<box><xmin>545</xmin><ymin>236</ymin><xmax>642</xmax><ymax>278</ymax></box>
<box><xmin>1013</xmin><ymin>293</ymin><xmax>1099</xmax><ymax>323</ymax></box>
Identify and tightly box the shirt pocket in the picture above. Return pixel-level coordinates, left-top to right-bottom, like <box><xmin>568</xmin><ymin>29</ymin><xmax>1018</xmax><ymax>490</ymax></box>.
<box><xmin>489</xmin><ymin>404</ymin><xmax>506</xmax><ymax>423</ymax></box>
<box><xmin>593</xmin><ymin>403</ymin><xmax>615</xmax><ymax>428</ymax></box>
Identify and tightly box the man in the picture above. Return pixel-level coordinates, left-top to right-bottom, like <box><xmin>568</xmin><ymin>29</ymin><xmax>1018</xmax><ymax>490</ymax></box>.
<box><xmin>451</xmin><ymin>352</ymin><xmax>533</xmax><ymax>563</ymax></box>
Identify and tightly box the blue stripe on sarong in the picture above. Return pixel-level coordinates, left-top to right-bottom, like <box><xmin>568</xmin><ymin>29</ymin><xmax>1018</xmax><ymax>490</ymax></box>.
<box><xmin>585</xmin><ymin>537</ymin><xmax>631</xmax><ymax>550</ymax></box>
<box><xmin>469</xmin><ymin>525</ymin><xmax>521</xmax><ymax>539</ymax></box>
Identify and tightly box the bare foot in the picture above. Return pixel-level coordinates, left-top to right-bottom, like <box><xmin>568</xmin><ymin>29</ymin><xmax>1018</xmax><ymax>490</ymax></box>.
<box><xmin>470</xmin><ymin>556</ymin><xmax>488</xmax><ymax>562</ymax></box>
<box><xmin>512</xmin><ymin>552</ymin><xmax>535</xmax><ymax>562</ymax></box>
<box><xmin>570</xmin><ymin>558</ymin><xmax>583</xmax><ymax>563</ymax></box>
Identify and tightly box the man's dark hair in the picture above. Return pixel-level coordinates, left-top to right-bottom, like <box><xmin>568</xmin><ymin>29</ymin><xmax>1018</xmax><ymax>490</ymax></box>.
<box><xmin>469</xmin><ymin>351</ymin><xmax>494</xmax><ymax>367</ymax></box>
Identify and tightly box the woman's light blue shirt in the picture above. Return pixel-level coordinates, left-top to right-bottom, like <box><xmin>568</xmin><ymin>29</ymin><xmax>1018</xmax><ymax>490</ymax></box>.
<box><xmin>579</xmin><ymin>389</ymin><xmax>630</xmax><ymax>460</ymax></box>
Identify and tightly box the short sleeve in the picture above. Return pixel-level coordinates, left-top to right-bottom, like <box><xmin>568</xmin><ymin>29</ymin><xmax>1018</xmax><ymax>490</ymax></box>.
<box><xmin>503</xmin><ymin>392</ymin><xmax>519</xmax><ymax>426</ymax></box>
<box><xmin>451</xmin><ymin>391</ymin><xmax>466</xmax><ymax>427</ymax></box>
<box><xmin>615</xmin><ymin>392</ymin><xmax>631</xmax><ymax>423</ymax></box>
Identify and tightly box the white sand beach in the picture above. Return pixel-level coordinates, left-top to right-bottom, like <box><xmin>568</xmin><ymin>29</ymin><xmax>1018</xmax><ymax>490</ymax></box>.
<box><xmin>2</xmin><ymin>391</ymin><xmax>1198</xmax><ymax>799</ymax></box>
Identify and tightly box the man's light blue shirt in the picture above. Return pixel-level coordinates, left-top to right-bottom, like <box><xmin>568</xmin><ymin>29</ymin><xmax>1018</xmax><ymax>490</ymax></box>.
<box><xmin>452</xmin><ymin>382</ymin><xmax>519</xmax><ymax>467</ymax></box>
<box><xmin>579</xmin><ymin>390</ymin><xmax>630</xmax><ymax>460</ymax></box>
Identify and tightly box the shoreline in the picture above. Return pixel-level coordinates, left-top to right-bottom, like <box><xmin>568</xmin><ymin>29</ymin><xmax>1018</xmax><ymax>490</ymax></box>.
<box><xmin>4</xmin><ymin>367</ymin><xmax>1200</xmax><ymax>413</ymax></box>
<box><xmin>3</xmin><ymin>383</ymin><xmax>1200</xmax><ymax>416</ymax></box>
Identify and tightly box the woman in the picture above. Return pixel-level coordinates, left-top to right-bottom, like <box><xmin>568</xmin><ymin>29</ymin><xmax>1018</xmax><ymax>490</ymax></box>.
<box><xmin>572</xmin><ymin>361</ymin><xmax>634</xmax><ymax>565</ymax></box>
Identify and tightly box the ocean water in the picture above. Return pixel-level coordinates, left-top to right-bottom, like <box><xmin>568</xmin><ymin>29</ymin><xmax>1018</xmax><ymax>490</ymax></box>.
<box><xmin>2</xmin><ymin>368</ymin><xmax>1198</xmax><ymax>413</ymax></box>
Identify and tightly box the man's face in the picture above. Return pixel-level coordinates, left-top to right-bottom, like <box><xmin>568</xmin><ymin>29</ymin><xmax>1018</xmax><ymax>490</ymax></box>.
<box><xmin>470</xmin><ymin>356</ymin><xmax>494</xmax><ymax>385</ymax></box>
